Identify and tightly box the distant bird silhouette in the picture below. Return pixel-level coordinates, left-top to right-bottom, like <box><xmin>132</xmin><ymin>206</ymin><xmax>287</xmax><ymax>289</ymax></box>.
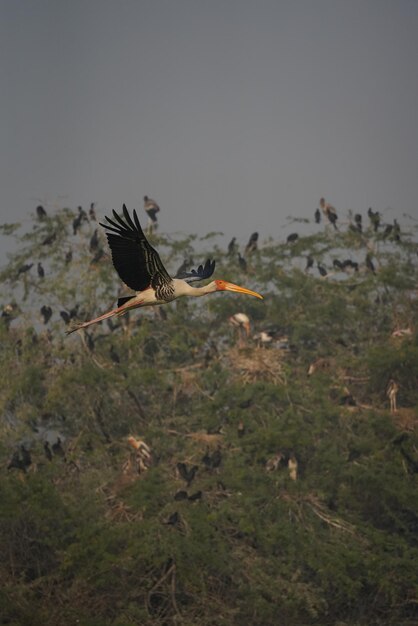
<box><xmin>89</xmin><ymin>229</ymin><xmax>100</xmax><ymax>252</ymax></box>
<box><xmin>383</xmin><ymin>224</ymin><xmax>393</xmax><ymax>239</ymax></box>
<box><xmin>143</xmin><ymin>195</ymin><xmax>160</xmax><ymax>230</ymax></box>
<box><xmin>287</xmin><ymin>233</ymin><xmax>299</xmax><ymax>244</ymax></box>
<box><xmin>238</xmin><ymin>252</ymin><xmax>247</xmax><ymax>272</ymax></box>
<box><xmin>89</xmin><ymin>202</ymin><xmax>97</xmax><ymax>221</ymax></box>
<box><xmin>43</xmin><ymin>441</ymin><xmax>53</xmax><ymax>461</ymax></box>
<box><xmin>174</xmin><ymin>490</ymin><xmax>188</xmax><ymax>501</ymax></box>
<box><xmin>317</xmin><ymin>263</ymin><xmax>327</xmax><ymax>277</ymax></box>
<box><xmin>365</xmin><ymin>253</ymin><xmax>376</xmax><ymax>274</ymax></box>
<box><xmin>42</xmin><ymin>232</ymin><xmax>56</xmax><ymax>246</ymax></box>
<box><xmin>17</xmin><ymin>263</ymin><xmax>33</xmax><ymax>277</ymax></box>
<box><xmin>227</xmin><ymin>237</ymin><xmax>237</xmax><ymax>256</ymax></box>
<box><xmin>60</xmin><ymin>311</ymin><xmax>71</xmax><ymax>325</ymax></box>
<box><xmin>319</xmin><ymin>197</ymin><xmax>338</xmax><ymax>230</ymax></box>
<box><xmin>177</xmin><ymin>462</ymin><xmax>198</xmax><ymax>486</ymax></box>
<box><xmin>305</xmin><ymin>256</ymin><xmax>314</xmax><ymax>272</ymax></box>
<box><xmin>40</xmin><ymin>305</ymin><xmax>53</xmax><ymax>324</ymax></box>
<box><xmin>164</xmin><ymin>511</ymin><xmax>180</xmax><ymax>526</ymax></box>
<box><xmin>36</xmin><ymin>205</ymin><xmax>47</xmax><ymax>219</ymax></box>
<box><xmin>333</xmin><ymin>259</ymin><xmax>343</xmax><ymax>270</ymax></box>
<box><xmin>354</xmin><ymin>213</ymin><xmax>362</xmax><ymax>232</ymax></box>
<box><xmin>202</xmin><ymin>446</ymin><xmax>222</xmax><ymax>469</ymax></box>
<box><xmin>393</xmin><ymin>219</ymin><xmax>401</xmax><ymax>241</ymax></box>
<box><xmin>314</xmin><ymin>208</ymin><xmax>321</xmax><ymax>223</ymax></box>
<box><xmin>52</xmin><ymin>437</ymin><xmax>66</xmax><ymax>459</ymax></box>
<box><xmin>245</xmin><ymin>232</ymin><xmax>258</xmax><ymax>255</ymax></box>
<box><xmin>367</xmin><ymin>207</ymin><xmax>380</xmax><ymax>232</ymax></box>
<box><xmin>37</xmin><ymin>262</ymin><xmax>45</xmax><ymax>278</ymax></box>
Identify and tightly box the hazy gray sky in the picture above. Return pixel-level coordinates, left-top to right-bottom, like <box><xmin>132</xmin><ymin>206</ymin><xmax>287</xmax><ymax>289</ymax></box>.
<box><xmin>2</xmin><ymin>0</ymin><xmax>418</xmax><ymax>252</ymax></box>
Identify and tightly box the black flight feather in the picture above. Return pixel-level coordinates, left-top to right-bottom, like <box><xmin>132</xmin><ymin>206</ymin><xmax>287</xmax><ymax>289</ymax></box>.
<box><xmin>175</xmin><ymin>258</ymin><xmax>216</xmax><ymax>283</ymax></box>
<box><xmin>99</xmin><ymin>205</ymin><xmax>173</xmax><ymax>297</ymax></box>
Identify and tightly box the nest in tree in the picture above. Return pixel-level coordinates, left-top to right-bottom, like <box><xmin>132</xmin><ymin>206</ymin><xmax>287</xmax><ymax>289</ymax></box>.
<box><xmin>226</xmin><ymin>345</ymin><xmax>285</xmax><ymax>384</ymax></box>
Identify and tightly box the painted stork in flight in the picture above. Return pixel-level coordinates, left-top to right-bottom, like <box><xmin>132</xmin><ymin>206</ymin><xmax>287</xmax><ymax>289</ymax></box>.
<box><xmin>67</xmin><ymin>205</ymin><xmax>263</xmax><ymax>334</ymax></box>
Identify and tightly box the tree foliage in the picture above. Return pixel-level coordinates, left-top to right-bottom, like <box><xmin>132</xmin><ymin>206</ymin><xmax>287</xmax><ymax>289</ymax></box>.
<box><xmin>0</xmin><ymin>204</ymin><xmax>418</xmax><ymax>625</ymax></box>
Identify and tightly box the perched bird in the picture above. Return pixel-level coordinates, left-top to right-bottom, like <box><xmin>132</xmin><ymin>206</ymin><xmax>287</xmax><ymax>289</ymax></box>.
<box><xmin>393</xmin><ymin>219</ymin><xmax>401</xmax><ymax>241</ymax></box>
<box><xmin>36</xmin><ymin>205</ymin><xmax>47</xmax><ymax>219</ymax></box>
<box><xmin>177</xmin><ymin>462</ymin><xmax>198</xmax><ymax>486</ymax></box>
<box><xmin>143</xmin><ymin>195</ymin><xmax>160</xmax><ymax>230</ymax></box>
<box><xmin>333</xmin><ymin>259</ymin><xmax>344</xmax><ymax>270</ymax></box>
<box><xmin>60</xmin><ymin>311</ymin><xmax>71</xmax><ymax>325</ymax></box>
<box><xmin>354</xmin><ymin>213</ymin><xmax>362</xmax><ymax>232</ymax></box>
<box><xmin>367</xmin><ymin>207</ymin><xmax>380</xmax><ymax>232</ymax></box>
<box><xmin>89</xmin><ymin>202</ymin><xmax>97</xmax><ymax>221</ymax></box>
<box><xmin>314</xmin><ymin>208</ymin><xmax>321</xmax><ymax>223</ymax></box>
<box><xmin>229</xmin><ymin>312</ymin><xmax>251</xmax><ymax>338</ymax></box>
<box><xmin>317</xmin><ymin>263</ymin><xmax>327</xmax><ymax>277</ymax></box>
<box><xmin>67</xmin><ymin>206</ymin><xmax>262</xmax><ymax>333</ymax></box>
<box><xmin>237</xmin><ymin>252</ymin><xmax>247</xmax><ymax>273</ymax></box>
<box><xmin>202</xmin><ymin>446</ymin><xmax>222</xmax><ymax>469</ymax></box>
<box><xmin>227</xmin><ymin>237</ymin><xmax>237</xmax><ymax>256</ymax></box>
<box><xmin>43</xmin><ymin>441</ymin><xmax>53</xmax><ymax>461</ymax></box>
<box><xmin>40</xmin><ymin>305</ymin><xmax>53</xmax><ymax>324</ymax></box>
<box><xmin>89</xmin><ymin>229</ymin><xmax>100</xmax><ymax>252</ymax></box>
<box><xmin>365</xmin><ymin>253</ymin><xmax>376</xmax><ymax>274</ymax></box>
<box><xmin>245</xmin><ymin>232</ymin><xmax>258</xmax><ymax>255</ymax></box>
<box><xmin>17</xmin><ymin>263</ymin><xmax>33</xmax><ymax>277</ymax></box>
<box><xmin>127</xmin><ymin>436</ymin><xmax>152</xmax><ymax>472</ymax></box>
<box><xmin>319</xmin><ymin>197</ymin><xmax>338</xmax><ymax>230</ymax></box>
<box><xmin>286</xmin><ymin>233</ymin><xmax>299</xmax><ymax>244</ymax></box>
<box><xmin>305</xmin><ymin>256</ymin><xmax>314</xmax><ymax>272</ymax></box>
<box><xmin>383</xmin><ymin>224</ymin><xmax>393</xmax><ymax>239</ymax></box>
<box><xmin>42</xmin><ymin>232</ymin><xmax>56</xmax><ymax>246</ymax></box>
<box><xmin>37</xmin><ymin>262</ymin><xmax>45</xmax><ymax>278</ymax></box>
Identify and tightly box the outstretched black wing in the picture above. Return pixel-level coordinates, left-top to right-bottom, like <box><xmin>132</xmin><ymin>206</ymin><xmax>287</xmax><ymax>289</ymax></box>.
<box><xmin>175</xmin><ymin>258</ymin><xmax>216</xmax><ymax>283</ymax></box>
<box><xmin>99</xmin><ymin>205</ymin><xmax>174</xmax><ymax>297</ymax></box>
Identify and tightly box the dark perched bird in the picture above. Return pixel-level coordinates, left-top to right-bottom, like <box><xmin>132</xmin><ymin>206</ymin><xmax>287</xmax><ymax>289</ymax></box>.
<box><xmin>17</xmin><ymin>263</ymin><xmax>33</xmax><ymax>277</ymax></box>
<box><xmin>393</xmin><ymin>219</ymin><xmax>401</xmax><ymax>241</ymax></box>
<box><xmin>188</xmin><ymin>490</ymin><xmax>202</xmax><ymax>501</ymax></box>
<box><xmin>43</xmin><ymin>441</ymin><xmax>53</xmax><ymax>461</ymax></box>
<box><xmin>40</xmin><ymin>305</ymin><xmax>53</xmax><ymax>324</ymax></box>
<box><xmin>383</xmin><ymin>224</ymin><xmax>393</xmax><ymax>239</ymax></box>
<box><xmin>143</xmin><ymin>195</ymin><xmax>160</xmax><ymax>229</ymax></box>
<box><xmin>52</xmin><ymin>437</ymin><xmax>66</xmax><ymax>459</ymax></box>
<box><xmin>177</xmin><ymin>462</ymin><xmax>198</xmax><ymax>486</ymax></box>
<box><xmin>78</xmin><ymin>206</ymin><xmax>88</xmax><ymax>221</ymax></box>
<box><xmin>365</xmin><ymin>253</ymin><xmax>376</xmax><ymax>274</ymax></box>
<box><xmin>354</xmin><ymin>213</ymin><xmax>362</xmax><ymax>232</ymax></box>
<box><xmin>73</xmin><ymin>215</ymin><xmax>82</xmax><ymax>235</ymax></box>
<box><xmin>245</xmin><ymin>232</ymin><xmax>258</xmax><ymax>255</ymax></box>
<box><xmin>109</xmin><ymin>345</ymin><xmax>120</xmax><ymax>363</ymax></box>
<box><xmin>65</xmin><ymin>249</ymin><xmax>73</xmax><ymax>265</ymax></box>
<box><xmin>305</xmin><ymin>256</ymin><xmax>314</xmax><ymax>272</ymax></box>
<box><xmin>333</xmin><ymin>259</ymin><xmax>343</xmax><ymax>270</ymax></box>
<box><xmin>37</xmin><ymin>262</ymin><xmax>45</xmax><ymax>278</ymax></box>
<box><xmin>60</xmin><ymin>311</ymin><xmax>71</xmax><ymax>324</ymax></box>
<box><xmin>286</xmin><ymin>233</ymin><xmax>299</xmax><ymax>244</ymax></box>
<box><xmin>314</xmin><ymin>208</ymin><xmax>321</xmax><ymax>223</ymax></box>
<box><xmin>227</xmin><ymin>237</ymin><xmax>237</xmax><ymax>256</ymax></box>
<box><xmin>202</xmin><ymin>446</ymin><xmax>222</xmax><ymax>469</ymax></box>
<box><xmin>367</xmin><ymin>207</ymin><xmax>380</xmax><ymax>232</ymax></box>
<box><xmin>36</xmin><ymin>205</ymin><xmax>47</xmax><ymax>219</ymax></box>
<box><xmin>317</xmin><ymin>263</ymin><xmax>327</xmax><ymax>277</ymax></box>
<box><xmin>164</xmin><ymin>511</ymin><xmax>180</xmax><ymax>526</ymax></box>
<box><xmin>42</xmin><ymin>232</ymin><xmax>56</xmax><ymax>246</ymax></box>
<box><xmin>67</xmin><ymin>206</ymin><xmax>262</xmax><ymax>333</ymax></box>
<box><xmin>89</xmin><ymin>202</ymin><xmax>97</xmax><ymax>220</ymax></box>
<box><xmin>319</xmin><ymin>197</ymin><xmax>338</xmax><ymax>230</ymax></box>
<box><xmin>89</xmin><ymin>229</ymin><xmax>99</xmax><ymax>252</ymax></box>
<box><xmin>174</xmin><ymin>490</ymin><xmax>188</xmax><ymax>501</ymax></box>
<box><xmin>238</xmin><ymin>252</ymin><xmax>247</xmax><ymax>272</ymax></box>
<box><xmin>341</xmin><ymin>259</ymin><xmax>359</xmax><ymax>272</ymax></box>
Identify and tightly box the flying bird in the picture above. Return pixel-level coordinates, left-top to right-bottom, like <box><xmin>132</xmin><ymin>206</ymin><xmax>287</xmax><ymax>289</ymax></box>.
<box><xmin>67</xmin><ymin>205</ymin><xmax>263</xmax><ymax>333</ymax></box>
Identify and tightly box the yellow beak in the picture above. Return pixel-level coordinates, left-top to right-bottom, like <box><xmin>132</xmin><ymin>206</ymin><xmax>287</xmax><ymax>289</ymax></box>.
<box><xmin>223</xmin><ymin>281</ymin><xmax>264</xmax><ymax>299</ymax></box>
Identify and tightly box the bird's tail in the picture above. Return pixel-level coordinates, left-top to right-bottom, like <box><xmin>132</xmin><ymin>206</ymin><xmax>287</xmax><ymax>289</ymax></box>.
<box><xmin>66</xmin><ymin>300</ymin><xmax>135</xmax><ymax>335</ymax></box>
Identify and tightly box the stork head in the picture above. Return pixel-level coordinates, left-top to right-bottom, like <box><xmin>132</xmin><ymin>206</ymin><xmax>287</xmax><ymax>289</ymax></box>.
<box><xmin>213</xmin><ymin>280</ymin><xmax>263</xmax><ymax>299</ymax></box>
